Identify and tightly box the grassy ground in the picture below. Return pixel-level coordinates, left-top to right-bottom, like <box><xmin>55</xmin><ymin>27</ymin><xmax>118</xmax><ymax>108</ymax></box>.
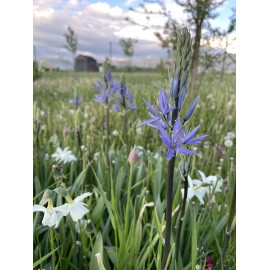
<box><xmin>33</xmin><ymin>71</ymin><xmax>236</xmax><ymax>270</ymax></box>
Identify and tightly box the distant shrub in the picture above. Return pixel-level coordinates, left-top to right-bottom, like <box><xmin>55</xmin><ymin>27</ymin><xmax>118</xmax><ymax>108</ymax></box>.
<box><xmin>33</xmin><ymin>61</ymin><xmax>42</xmax><ymax>81</ymax></box>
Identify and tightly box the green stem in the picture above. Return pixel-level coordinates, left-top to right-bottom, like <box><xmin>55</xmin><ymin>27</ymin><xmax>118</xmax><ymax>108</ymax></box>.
<box><xmin>49</xmin><ymin>228</ymin><xmax>56</xmax><ymax>268</ymax></box>
<box><xmin>105</xmin><ymin>98</ymin><xmax>110</xmax><ymax>166</ymax></box>
<box><xmin>124</xmin><ymin>164</ymin><xmax>133</xmax><ymax>238</ymax></box>
<box><xmin>121</xmin><ymin>92</ymin><xmax>128</xmax><ymax>156</ymax></box>
<box><xmin>175</xmin><ymin>173</ymin><xmax>189</xmax><ymax>264</ymax></box>
<box><xmin>76</xmin><ymin>127</ymin><xmax>83</xmax><ymax>159</ymax></box>
<box><xmin>123</xmin><ymin>108</ymin><xmax>128</xmax><ymax>156</ymax></box>
<box><xmin>105</xmin><ymin>98</ymin><xmax>111</xmax><ymax>196</ymax></box>
<box><xmin>161</xmin><ymin>156</ymin><xmax>176</xmax><ymax>269</ymax></box>
<box><xmin>161</xmin><ymin>101</ymin><xmax>179</xmax><ymax>270</ymax></box>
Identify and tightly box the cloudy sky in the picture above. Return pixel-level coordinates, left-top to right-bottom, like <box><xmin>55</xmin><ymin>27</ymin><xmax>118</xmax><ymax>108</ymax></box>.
<box><xmin>33</xmin><ymin>0</ymin><xmax>236</xmax><ymax>69</ymax></box>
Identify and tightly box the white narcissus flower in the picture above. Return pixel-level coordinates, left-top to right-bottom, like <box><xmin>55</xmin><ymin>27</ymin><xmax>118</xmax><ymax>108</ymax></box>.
<box><xmin>33</xmin><ymin>204</ymin><xmax>65</xmax><ymax>228</ymax></box>
<box><xmin>51</xmin><ymin>147</ymin><xmax>77</xmax><ymax>164</ymax></box>
<box><xmin>50</xmin><ymin>134</ymin><xmax>58</xmax><ymax>144</ymax></box>
<box><xmin>226</xmin><ymin>131</ymin><xmax>236</xmax><ymax>139</ymax></box>
<box><xmin>198</xmin><ymin>170</ymin><xmax>223</xmax><ymax>193</ymax></box>
<box><xmin>56</xmin><ymin>192</ymin><xmax>92</xmax><ymax>222</ymax></box>
<box><xmin>136</xmin><ymin>127</ymin><xmax>143</xmax><ymax>135</ymax></box>
<box><xmin>111</xmin><ymin>130</ymin><xmax>119</xmax><ymax>136</ymax></box>
<box><xmin>181</xmin><ymin>176</ymin><xmax>208</xmax><ymax>204</ymax></box>
<box><xmin>224</xmin><ymin>139</ymin><xmax>233</xmax><ymax>148</ymax></box>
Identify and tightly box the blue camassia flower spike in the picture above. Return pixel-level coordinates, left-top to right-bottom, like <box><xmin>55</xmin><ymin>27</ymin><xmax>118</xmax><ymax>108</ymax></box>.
<box><xmin>137</xmin><ymin>87</ymin><xmax>175</xmax><ymax>129</ymax></box>
<box><xmin>159</xmin><ymin>117</ymin><xmax>207</xmax><ymax>160</ymax></box>
<box><xmin>69</xmin><ymin>94</ymin><xmax>82</xmax><ymax>107</ymax></box>
<box><xmin>94</xmin><ymin>80</ymin><xmax>118</xmax><ymax>104</ymax></box>
<box><xmin>183</xmin><ymin>96</ymin><xmax>199</xmax><ymax>123</ymax></box>
<box><xmin>177</xmin><ymin>74</ymin><xmax>188</xmax><ymax>111</ymax></box>
<box><xmin>113</xmin><ymin>82</ymin><xmax>136</xmax><ymax>112</ymax></box>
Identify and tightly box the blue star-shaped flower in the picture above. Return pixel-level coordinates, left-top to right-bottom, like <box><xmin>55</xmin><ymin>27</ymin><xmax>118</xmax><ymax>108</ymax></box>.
<box><xmin>137</xmin><ymin>87</ymin><xmax>175</xmax><ymax>129</ymax></box>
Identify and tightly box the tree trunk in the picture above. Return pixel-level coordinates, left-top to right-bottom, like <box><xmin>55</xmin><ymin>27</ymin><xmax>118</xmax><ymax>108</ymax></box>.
<box><xmin>190</xmin><ymin>23</ymin><xmax>202</xmax><ymax>95</ymax></box>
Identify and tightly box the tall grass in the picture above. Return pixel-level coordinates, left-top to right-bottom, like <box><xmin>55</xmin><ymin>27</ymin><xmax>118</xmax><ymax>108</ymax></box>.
<box><xmin>33</xmin><ymin>71</ymin><xmax>235</xmax><ymax>270</ymax></box>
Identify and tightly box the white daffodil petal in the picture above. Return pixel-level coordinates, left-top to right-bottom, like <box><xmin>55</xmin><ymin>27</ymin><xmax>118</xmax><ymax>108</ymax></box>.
<box><xmin>70</xmin><ymin>203</ymin><xmax>89</xmax><ymax>222</ymax></box>
<box><xmin>54</xmin><ymin>212</ymin><xmax>65</xmax><ymax>228</ymax></box>
<box><xmin>42</xmin><ymin>211</ymin><xmax>57</xmax><ymax>227</ymax></box>
<box><xmin>50</xmin><ymin>211</ymin><xmax>59</xmax><ymax>227</ymax></box>
<box><xmin>207</xmin><ymin>176</ymin><xmax>217</xmax><ymax>184</ymax></box>
<box><xmin>188</xmin><ymin>176</ymin><xmax>194</xmax><ymax>188</ymax></box>
<box><xmin>54</xmin><ymin>203</ymin><xmax>70</xmax><ymax>216</ymax></box>
<box><xmin>192</xmin><ymin>179</ymin><xmax>203</xmax><ymax>186</ymax></box>
<box><xmin>198</xmin><ymin>170</ymin><xmax>206</xmax><ymax>182</ymax></box>
<box><xmin>196</xmin><ymin>194</ymin><xmax>205</xmax><ymax>205</ymax></box>
<box><xmin>197</xmin><ymin>187</ymin><xmax>207</xmax><ymax>198</ymax></box>
<box><xmin>74</xmin><ymin>192</ymin><xmax>92</xmax><ymax>203</ymax></box>
<box><xmin>33</xmin><ymin>205</ymin><xmax>46</xmax><ymax>212</ymax></box>
<box><xmin>213</xmin><ymin>180</ymin><xmax>223</xmax><ymax>193</ymax></box>
<box><xmin>188</xmin><ymin>189</ymin><xmax>195</xmax><ymax>200</ymax></box>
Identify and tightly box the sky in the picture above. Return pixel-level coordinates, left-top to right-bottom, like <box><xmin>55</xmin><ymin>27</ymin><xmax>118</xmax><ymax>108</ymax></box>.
<box><xmin>33</xmin><ymin>0</ymin><xmax>236</xmax><ymax>69</ymax></box>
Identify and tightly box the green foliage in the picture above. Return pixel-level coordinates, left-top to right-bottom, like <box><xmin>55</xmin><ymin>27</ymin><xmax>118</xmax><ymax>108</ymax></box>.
<box><xmin>33</xmin><ymin>71</ymin><xmax>235</xmax><ymax>269</ymax></box>
<box><xmin>33</xmin><ymin>61</ymin><xmax>42</xmax><ymax>81</ymax></box>
<box><xmin>119</xmin><ymin>38</ymin><xmax>137</xmax><ymax>57</ymax></box>
<box><xmin>64</xmin><ymin>26</ymin><xmax>77</xmax><ymax>55</ymax></box>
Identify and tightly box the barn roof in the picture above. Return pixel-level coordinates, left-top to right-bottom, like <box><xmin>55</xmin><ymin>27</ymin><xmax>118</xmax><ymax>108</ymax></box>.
<box><xmin>76</xmin><ymin>54</ymin><xmax>97</xmax><ymax>62</ymax></box>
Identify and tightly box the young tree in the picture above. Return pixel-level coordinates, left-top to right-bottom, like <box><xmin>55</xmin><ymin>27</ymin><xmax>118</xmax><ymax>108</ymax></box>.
<box><xmin>119</xmin><ymin>38</ymin><xmax>137</xmax><ymax>71</ymax></box>
<box><xmin>128</xmin><ymin>0</ymin><xmax>226</xmax><ymax>92</ymax></box>
<box><xmin>64</xmin><ymin>26</ymin><xmax>78</xmax><ymax>72</ymax></box>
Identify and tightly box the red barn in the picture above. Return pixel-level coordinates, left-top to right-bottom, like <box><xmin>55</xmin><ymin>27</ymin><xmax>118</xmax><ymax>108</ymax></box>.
<box><xmin>75</xmin><ymin>55</ymin><xmax>98</xmax><ymax>72</ymax></box>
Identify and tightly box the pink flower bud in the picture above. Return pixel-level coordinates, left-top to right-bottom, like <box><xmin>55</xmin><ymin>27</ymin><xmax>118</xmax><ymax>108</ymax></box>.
<box><xmin>205</xmin><ymin>256</ymin><xmax>214</xmax><ymax>270</ymax></box>
<box><xmin>128</xmin><ymin>148</ymin><xmax>139</xmax><ymax>165</ymax></box>
<box><xmin>62</xmin><ymin>128</ymin><xmax>68</xmax><ymax>137</ymax></box>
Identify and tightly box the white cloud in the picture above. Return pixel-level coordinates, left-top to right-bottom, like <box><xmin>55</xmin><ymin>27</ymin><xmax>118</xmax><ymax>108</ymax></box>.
<box><xmin>201</xmin><ymin>32</ymin><xmax>236</xmax><ymax>54</ymax></box>
<box><xmin>33</xmin><ymin>0</ymin><xmax>169</xmax><ymax>68</ymax></box>
<box><xmin>33</xmin><ymin>7</ymin><xmax>55</xmax><ymax>18</ymax></box>
<box><xmin>69</xmin><ymin>0</ymin><xmax>78</xmax><ymax>6</ymax></box>
<box><xmin>90</xmin><ymin>2</ymin><xmax>123</xmax><ymax>16</ymax></box>
<box><xmin>33</xmin><ymin>0</ymin><xmax>235</xmax><ymax>69</ymax></box>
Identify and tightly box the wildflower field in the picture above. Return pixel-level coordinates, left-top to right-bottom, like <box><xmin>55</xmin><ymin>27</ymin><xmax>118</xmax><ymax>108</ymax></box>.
<box><xmin>33</xmin><ymin>32</ymin><xmax>236</xmax><ymax>270</ymax></box>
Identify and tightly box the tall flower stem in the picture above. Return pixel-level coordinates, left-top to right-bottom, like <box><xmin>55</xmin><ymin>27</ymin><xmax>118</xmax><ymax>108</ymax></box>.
<box><xmin>175</xmin><ymin>173</ymin><xmax>189</xmax><ymax>263</ymax></box>
<box><xmin>105</xmin><ymin>97</ymin><xmax>111</xmax><ymax>196</ymax></box>
<box><xmin>161</xmin><ymin>110</ymin><xmax>178</xmax><ymax>269</ymax></box>
<box><xmin>124</xmin><ymin>164</ymin><xmax>133</xmax><ymax>238</ymax></box>
<box><xmin>105</xmin><ymin>98</ymin><xmax>110</xmax><ymax>167</ymax></box>
<box><xmin>120</xmin><ymin>74</ymin><xmax>128</xmax><ymax>156</ymax></box>
<box><xmin>122</xmin><ymin>104</ymin><xmax>128</xmax><ymax>156</ymax></box>
<box><xmin>161</xmin><ymin>156</ymin><xmax>176</xmax><ymax>269</ymax></box>
<box><xmin>76</xmin><ymin>127</ymin><xmax>83</xmax><ymax>159</ymax></box>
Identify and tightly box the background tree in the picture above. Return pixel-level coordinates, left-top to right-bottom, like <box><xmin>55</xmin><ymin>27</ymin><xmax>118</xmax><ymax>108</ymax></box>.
<box><xmin>176</xmin><ymin>0</ymin><xmax>226</xmax><ymax>91</ymax></box>
<box><xmin>128</xmin><ymin>0</ymin><xmax>226</xmax><ymax>92</ymax></box>
<box><xmin>64</xmin><ymin>26</ymin><xmax>78</xmax><ymax>72</ymax></box>
<box><xmin>119</xmin><ymin>38</ymin><xmax>137</xmax><ymax>71</ymax></box>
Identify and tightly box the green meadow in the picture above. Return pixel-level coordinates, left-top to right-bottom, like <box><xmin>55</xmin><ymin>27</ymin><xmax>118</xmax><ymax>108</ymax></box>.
<box><xmin>33</xmin><ymin>71</ymin><xmax>236</xmax><ymax>270</ymax></box>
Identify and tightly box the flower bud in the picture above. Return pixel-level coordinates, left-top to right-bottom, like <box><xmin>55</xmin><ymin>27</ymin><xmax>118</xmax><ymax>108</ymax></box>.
<box><xmin>94</xmin><ymin>152</ymin><xmax>100</xmax><ymax>161</ymax></box>
<box><xmin>128</xmin><ymin>148</ymin><xmax>139</xmax><ymax>165</ymax></box>
<box><xmin>95</xmin><ymin>253</ymin><xmax>106</xmax><ymax>270</ymax></box>
<box><xmin>62</xmin><ymin>128</ymin><xmax>68</xmax><ymax>137</ymax></box>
